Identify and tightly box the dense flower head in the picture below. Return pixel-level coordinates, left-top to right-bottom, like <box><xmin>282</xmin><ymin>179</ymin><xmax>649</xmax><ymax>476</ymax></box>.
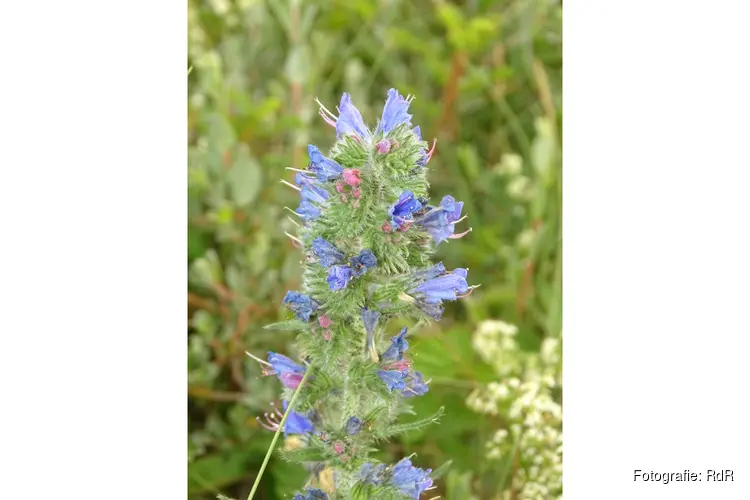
<box><xmin>416</xmin><ymin>195</ymin><xmax>469</xmax><ymax>244</ymax></box>
<box><xmin>391</xmin><ymin>458</ymin><xmax>433</xmax><ymax>499</ymax></box>
<box><xmin>381</xmin><ymin>326</ymin><xmax>409</xmax><ymax>361</ymax></box>
<box><xmin>378</xmin><ymin>88</ymin><xmax>413</xmax><ymax>135</ymax></box>
<box><xmin>312</xmin><ymin>237</ymin><xmax>345</xmax><ymax>268</ymax></box>
<box><xmin>283</xmin><ymin>291</ymin><xmax>319</xmax><ymax>322</ymax></box>
<box><xmin>307</xmin><ymin>145</ymin><xmax>344</xmax><ymax>182</ymax></box>
<box><xmin>388</xmin><ymin>190</ymin><xmax>423</xmax><ymax>230</ymax></box>
<box><xmin>292</xmin><ymin>487</ymin><xmax>329</xmax><ymax>500</ymax></box>
<box><xmin>267</xmin><ymin>352</ymin><xmax>305</xmax><ymax>389</ymax></box>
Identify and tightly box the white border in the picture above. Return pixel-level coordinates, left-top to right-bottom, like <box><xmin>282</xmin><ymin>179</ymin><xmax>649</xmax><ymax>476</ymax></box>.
<box><xmin>564</xmin><ymin>0</ymin><xmax>750</xmax><ymax>498</ymax></box>
<box><xmin>0</xmin><ymin>1</ymin><xmax>186</xmax><ymax>498</ymax></box>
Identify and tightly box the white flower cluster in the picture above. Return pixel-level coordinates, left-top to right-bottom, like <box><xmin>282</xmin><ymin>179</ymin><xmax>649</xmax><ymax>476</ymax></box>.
<box><xmin>466</xmin><ymin>320</ymin><xmax>562</xmax><ymax>500</ymax></box>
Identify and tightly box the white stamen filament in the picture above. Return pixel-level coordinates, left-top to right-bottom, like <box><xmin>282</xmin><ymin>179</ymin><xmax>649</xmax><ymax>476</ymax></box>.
<box><xmin>280</xmin><ymin>179</ymin><xmax>301</xmax><ymax>191</ymax></box>
<box><xmin>315</xmin><ymin>97</ymin><xmax>338</xmax><ymax>119</ymax></box>
<box><xmin>245</xmin><ymin>351</ymin><xmax>273</xmax><ymax>366</ymax></box>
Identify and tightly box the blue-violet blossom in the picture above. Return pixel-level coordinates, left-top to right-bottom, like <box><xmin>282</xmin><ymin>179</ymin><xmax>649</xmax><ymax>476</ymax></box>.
<box><xmin>388</xmin><ymin>190</ymin><xmax>422</xmax><ymax>230</ymax></box>
<box><xmin>312</xmin><ymin>237</ymin><xmax>345</xmax><ymax>268</ymax></box>
<box><xmin>307</xmin><ymin>145</ymin><xmax>344</xmax><ymax>182</ymax></box>
<box><xmin>381</xmin><ymin>326</ymin><xmax>409</xmax><ymax>361</ymax></box>
<box><xmin>378</xmin><ymin>88</ymin><xmax>413</xmax><ymax>135</ymax></box>
<box><xmin>391</xmin><ymin>458</ymin><xmax>433</xmax><ymax>500</ymax></box>
<box><xmin>415</xmin><ymin>195</ymin><xmax>469</xmax><ymax>245</ymax></box>
<box><xmin>283</xmin><ymin>291</ymin><xmax>319</xmax><ymax>322</ymax></box>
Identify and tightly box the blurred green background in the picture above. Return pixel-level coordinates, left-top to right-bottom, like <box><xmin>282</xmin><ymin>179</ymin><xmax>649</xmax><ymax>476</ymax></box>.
<box><xmin>187</xmin><ymin>0</ymin><xmax>561</xmax><ymax>498</ymax></box>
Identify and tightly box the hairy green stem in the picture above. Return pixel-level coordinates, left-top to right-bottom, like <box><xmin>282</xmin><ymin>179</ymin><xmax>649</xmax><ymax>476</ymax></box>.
<box><xmin>246</xmin><ymin>367</ymin><xmax>313</xmax><ymax>500</ymax></box>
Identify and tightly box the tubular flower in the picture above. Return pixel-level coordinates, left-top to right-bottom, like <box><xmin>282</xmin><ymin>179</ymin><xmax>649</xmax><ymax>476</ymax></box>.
<box><xmin>390</xmin><ymin>458</ymin><xmax>433</xmax><ymax>499</ymax></box>
<box><xmin>388</xmin><ymin>190</ymin><xmax>422</xmax><ymax>230</ymax></box>
<box><xmin>415</xmin><ymin>195</ymin><xmax>470</xmax><ymax>244</ymax></box>
<box><xmin>307</xmin><ymin>145</ymin><xmax>344</xmax><ymax>182</ymax></box>
<box><xmin>378</xmin><ymin>88</ymin><xmax>414</xmax><ymax>135</ymax></box>
<box><xmin>282</xmin><ymin>291</ymin><xmax>319</xmax><ymax>322</ymax></box>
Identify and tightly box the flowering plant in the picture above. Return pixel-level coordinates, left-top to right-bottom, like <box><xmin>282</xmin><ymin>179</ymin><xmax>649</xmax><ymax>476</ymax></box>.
<box><xmin>246</xmin><ymin>89</ymin><xmax>475</xmax><ymax>499</ymax></box>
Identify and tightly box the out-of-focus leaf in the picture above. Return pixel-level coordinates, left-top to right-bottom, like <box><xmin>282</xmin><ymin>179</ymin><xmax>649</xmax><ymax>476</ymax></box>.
<box><xmin>228</xmin><ymin>145</ymin><xmax>261</xmax><ymax>206</ymax></box>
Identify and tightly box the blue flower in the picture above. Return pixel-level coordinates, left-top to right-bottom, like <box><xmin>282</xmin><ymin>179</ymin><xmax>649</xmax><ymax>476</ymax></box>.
<box><xmin>359</xmin><ymin>462</ymin><xmax>387</xmax><ymax>485</ymax></box>
<box><xmin>350</xmin><ymin>249</ymin><xmax>378</xmax><ymax>277</ymax></box>
<box><xmin>336</xmin><ymin>93</ymin><xmax>370</xmax><ymax>139</ymax></box>
<box><xmin>388</xmin><ymin>191</ymin><xmax>423</xmax><ymax>230</ymax></box>
<box><xmin>296</xmin><ymin>173</ymin><xmax>330</xmax><ymax>204</ymax></box>
<box><xmin>377</xmin><ymin>88</ymin><xmax>413</xmax><ymax>135</ymax></box>
<box><xmin>391</xmin><ymin>458</ymin><xmax>433</xmax><ymax>499</ymax></box>
<box><xmin>258</xmin><ymin>400</ymin><xmax>314</xmax><ymax>437</ymax></box>
<box><xmin>411</xmin><ymin>268</ymin><xmax>469</xmax><ymax>303</ymax></box>
<box><xmin>292</xmin><ymin>488</ymin><xmax>329</xmax><ymax>500</ymax></box>
<box><xmin>415</xmin><ymin>195</ymin><xmax>468</xmax><ymax>244</ymax></box>
<box><xmin>308</xmin><ymin>145</ymin><xmax>344</xmax><ymax>182</ymax></box>
<box><xmin>266</xmin><ymin>352</ymin><xmax>305</xmax><ymax>389</ymax></box>
<box><xmin>413</xmin><ymin>262</ymin><xmax>446</xmax><ymax>281</ymax></box>
<box><xmin>381</xmin><ymin>326</ymin><xmax>409</xmax><ymax>361</ymax></box>
<box><xmin>283</xmin><ymin>291</ymin><xmax>319</xmax><ymax>322</ymax></box>
<box><xmin>361</xmin><ymin>307</ymin><xmax>381</xmax><ymax>352</ymax></box>
<box><xmin>346</xmin><ymin>416</ymin><xmax>362</xmax><ymax>435</ymax></box>
<box><xmin>378</xmin><ymin>369</ymin><xmax>408</xmax><ymax>391</ymax></box>
<box><xmin>281</xmin><ymin>400</ymin><xmax>315</xmax><ymax>436</ymax></box>
<box><xmin>312</xmin><ymin>237</ymin><xmax>345</xmax><ymax>268</ymax></box>
<box><xmin>403</xmin><ymin>371</ymin><xmax>429</xmax><ymax>398</ymax></box>
<box><xmin>327</xmin><ymin>265</ymin><xmax>353</xmax><ymax>291</ymax></box>
<box><xmin>296</xmin><ymin>199</ymin><xmax>321</xmax><ymax>221</ymax></box>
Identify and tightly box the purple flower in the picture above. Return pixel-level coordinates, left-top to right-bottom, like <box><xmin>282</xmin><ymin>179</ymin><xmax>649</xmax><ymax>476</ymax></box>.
<box><xmin>362</xmin><ymin>307</ymin><xmax>381</xmax><ymax>349</ymax></box>
<box><xmin>283</xmin><ymin>291</ymin><xmax>319</xmax><ymax>322</ymax></box>
<box><xmin>266</xmin><ymin>352</ymin><xmax>305</xmax><ymax>389</ymax></box>
<box><xmin>381</xmin><ymin>326</ymin><xmax>409</xmax><ymax>361</ymax></box>
<box><xmin>415</xmin><ymin>195</ymin><xmax>468</xmax><ymax>244</ymax></box>
<box><xmin>403</xmin><ymin>371</ymin><xmax>429</xmax><ymax>398</ymax></box>
<box><xmin>257</xmin><ymin>400</ymin><xmax>314</xmax><ymax>437</ymax></box>
<box><xmin>411</xmin><ymin>268</ymin><xmax>469</xmax><ymax>303</ymax></box>
<box><xmin>312</xmin><ymin>237</ymin><xmax>345</xmax><ymax>268</ymax></box>
<box><xmin>413</xmin><ymin>262</ymin><xmax>446</xmax><ymax>281</ymax></box>
<box><xmin>293</xmin><ymin>488</ymin><xmax>329</xmax><ymax>500</ymax></box>
<box><xmin>358</xmin><ymin>462</ymin><xmax>387</xmax><ymax>485</ymax></box>
<box><xmin>377</xmin><ymin>88</ymin><xmax>413</xmax><ymax>135</ymax></box>
<box><xmin>335</xmin><ymin>93</ymin><xmax>370</xmax><ymax>139</ymax></box>
<box><xmin>378</xmin><ymin>369</ymin><xmax>408</xmax><ymax>391</ymax></box>
<box><xmin>296</xmin><ymin>173</ymin><xmax>330</xmax><ymax>205</ymax></box>
<box><xmin>350</xmin><ymin>249</ymin><xmax>378</xmax><ymax>277</ymax></box>
<box><xmin>308</xmin><ymin>145</ymin><xmax>344</xmax><ymax>182</ymax></box>
<box><xmin>391</xmin><ymin>458</ymin><xmax>433</xmax><ymax>499</ymax></box>
<box><xmin>327</xmin><ymin>265</ymin><xmax>353</xmax><ymax>291</ymax></box>
<box><xmin>416</xmin><ymin>301</ymin><xmax>445</xmax><ymax>320</ymax></box>
<box><xmin>296</xmin><ymin>199</ymin><xmax>321</xmax><ymax>221</ymax></box>
<box><xmin>346</xmin><ymin>416</ymin><xmax>362</xmax><ymax>435</ymax></box>
<box><xmin>281</xmin><ymin>400</ymin><xmax>315</xmax><ymax>436</ymax></box>
<box><xmin>388</xmin><ymin>191</ymin><xmax>422</xmax><ymax>230</ymax></box>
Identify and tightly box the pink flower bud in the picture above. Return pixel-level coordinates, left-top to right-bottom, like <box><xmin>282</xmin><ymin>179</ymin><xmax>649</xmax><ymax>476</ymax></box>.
<box><xmin>334</xmin><ymin>441</ymin><xmax>344</xmax><ymax>454</ymax></box>
<box><xmin>352</xmin><ymin>188</ymin><xmax>361</xmax><ymax>199</ymax></box>
<box><xmin>319</xmin><ymin>315</ymin><xmax>332</xmax><ymax>328</ymax></box>
<box><xmin>382</xmin><ymin>221</ymin><xmax>392</xmax><ymax>233</ymax></box>
<box><xmin>376</xmin><ymin>139</ymin><xmax>391</xmax><ymax>154</ymax></box>
<box><xmin>343</xmin><ymin>169</ymin><xmax>361</xmax><ymax>187</ymax></box>
<box><xmin>335</xmin><ymin>182</ymin><xmax>345</xmax><ymax>193</ymax></box>
<box><xmin>322</xmin><ymin>330</ymin><xmax>332</xmax><ymax>341</ymax></box>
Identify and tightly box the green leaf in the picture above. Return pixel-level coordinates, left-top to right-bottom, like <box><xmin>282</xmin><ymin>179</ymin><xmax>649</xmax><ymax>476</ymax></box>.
<box><xmin>228</xmin><ymin>145</ymin><xmax>261</xmax><ymax>206</ymax></box>
<box><xmin>376</xmin><ymin>407</ymin><xmax>444</xmax><ymax>440</ymax></box>
<box><xmin>430</xmin><ymin>459</ymin><xmax>453</xmax><ymax>480</ymax></box>
<box><xmin>263</xmin><ymin>319</ymin><xmax>309</xmax><ymax>331</ymax></box>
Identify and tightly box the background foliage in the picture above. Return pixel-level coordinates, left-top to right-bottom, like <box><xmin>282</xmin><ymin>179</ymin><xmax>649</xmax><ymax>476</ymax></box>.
<box><xmin>187</xmin><ymin>0</ymin><xmax>561</xmax><ymax>498</ymax></box>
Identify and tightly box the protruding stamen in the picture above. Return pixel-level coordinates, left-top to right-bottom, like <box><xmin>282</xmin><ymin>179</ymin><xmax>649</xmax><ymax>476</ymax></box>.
<box><xmin>245</xmin><ymin>351</ymin><xmax>273</xmax><ymax>367</ymax></box>
<box><xmin>318</xmin><ymin>109</ymin><xmax>337</xmax><ymax>127</ymax></box>
<box><xmin>285</xmin><ymin>167</ymin><xmax>308</xmax><ymax>173</ymax></box>
<box><xmin>457</xmin><ymin>285</ymin><xmax>480</xmax><ymax>299</ymax></box>
<box><xmin>287</xmin><ymin>216</ymin><xmax>301</xmax><ymax>228</ymax></box>
<box><xmin>449</xmin><ymin>228</ymin><xmax>472</xmax><ymax>240</ymax></box>
<box><xmin>426</xmin><ymin>139</ymin><xmax>437</xmax><ymax>161</ymax></box>
<box><xmin>280</xmin><ymin>179</ymin><xmax>301</xmax><ymax>191</ymax></box>
<box><xmin>454</xmin><ymin>214</ymin><xmax>468</xmax><ymax>224</ymax></box>
<box><xmin>285</xmin><ymin>232</ymin><xmax>303</xmax><ymax>247</ymax></box>
<box><xmin>315</xmin><ymin>97</ymin><xmax>338</xmax><ymax>119</ymax></box>
<box><xmin>284</xmin><ymin>207</ymin><xmax>302</xmax><ymax>217</ymax></box>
